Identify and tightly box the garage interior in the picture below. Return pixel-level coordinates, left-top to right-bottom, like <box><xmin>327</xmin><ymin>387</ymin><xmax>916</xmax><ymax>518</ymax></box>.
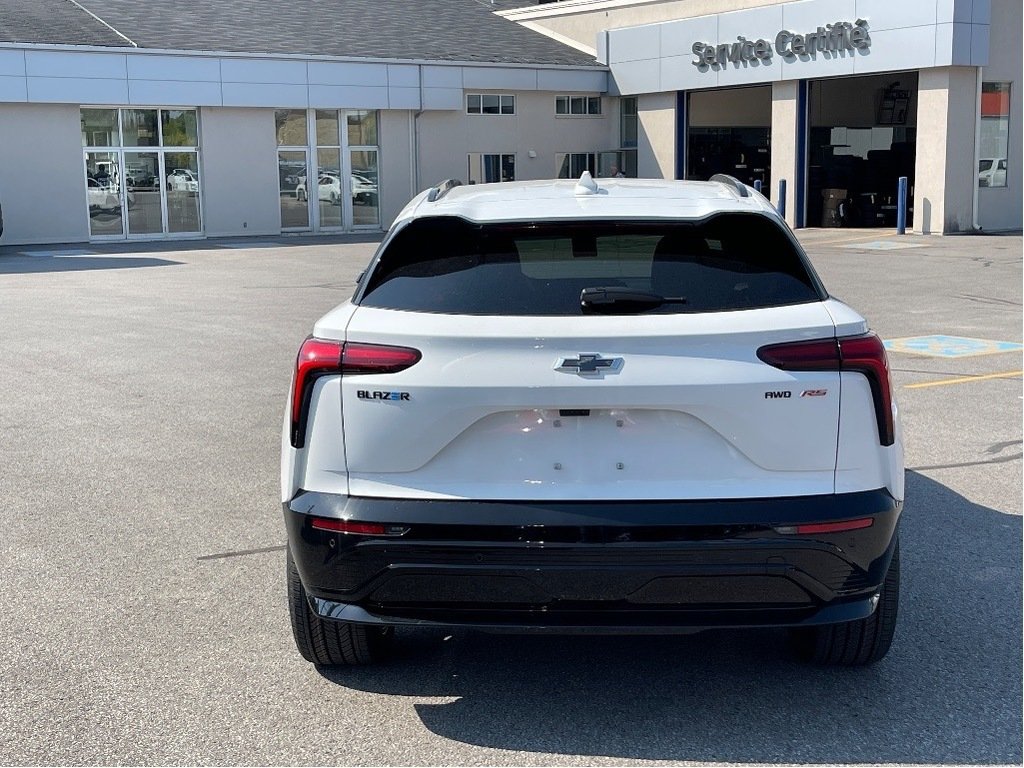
<box><xmin>686</xmin><ymin>85</ymin><xmax>772</xmax><ymax>190</ymax></box>
<box><xmin>807</xmin><ymin>71</ymin><xmax>919</xmax><ymax>228</ymax></box>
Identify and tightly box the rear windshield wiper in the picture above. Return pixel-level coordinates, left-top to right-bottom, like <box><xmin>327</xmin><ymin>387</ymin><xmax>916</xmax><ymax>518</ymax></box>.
<box><xmin>580</xmin><ymin>286</ymin><xmax>688</xmax><ymax>314</ymax></box>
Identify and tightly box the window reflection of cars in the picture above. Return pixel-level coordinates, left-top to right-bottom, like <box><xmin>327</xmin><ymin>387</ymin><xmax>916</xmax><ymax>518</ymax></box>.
<box><xmin>167</xmin><ymin>168</ymin><xmax>199</xmax><ymax>194</ymax></box>
<box><xmin>978</xmin><ymin>158</ymin><xmax>1007</xmax><ymax>187</ymax></box>
<box><xmin>87</xmin><ymin>177</ymin><xmax>120</xmax><ymax>212</ymax></box>
<box><xmin>295</xmin><ymin>174</ymin><xmax>342</xmax><ymax>204</ymax></box>
<box><xmin>351</xmin><ymin>173</ymin><xmax>377</xmax><ymax>205</ymax></box>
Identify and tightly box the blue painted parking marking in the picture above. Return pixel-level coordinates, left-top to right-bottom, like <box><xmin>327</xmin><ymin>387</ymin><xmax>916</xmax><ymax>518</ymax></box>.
<box><xmin>884</xmin><ymin>335</ymin><xmax>1024</xmax><ymax>358</ymax></box>
<box><xmin>839</xmin><ymin>240</ymin><xmax>926</xmax><ymax>251</ymax></box>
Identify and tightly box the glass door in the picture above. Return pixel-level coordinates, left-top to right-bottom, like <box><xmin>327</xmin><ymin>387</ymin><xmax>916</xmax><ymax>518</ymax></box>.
<box><xmin>85</xmin><ymin>151</ymin><xmax>124</xmax><ymax>237</ymax></box>
<box><xmin>124</xmin><ymin>151</ymin><xmax>162</xmax><ymax>236</ymax></box>
<box><xmin>278</xmin><ymin>150</ymin><xmax>310</xmax><ymax>230</ymax></box>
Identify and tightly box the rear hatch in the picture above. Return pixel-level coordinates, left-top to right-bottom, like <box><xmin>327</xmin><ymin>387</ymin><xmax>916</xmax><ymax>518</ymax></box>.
<box><xmin>340</xmin><ymin>213</ymin><xmax>840</xmax><ymax>501</ymax></box>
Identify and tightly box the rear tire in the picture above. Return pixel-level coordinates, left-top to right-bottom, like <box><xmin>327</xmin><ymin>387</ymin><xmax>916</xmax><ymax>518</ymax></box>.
<box><xmin>287</xmin><ymin>550</ymin><xmax>392</xmax><ymax>665</ymax></box>
<box><xmin>791</xmin><ymin>540</ymin><xmax>899</xmax><ymax>666</ymax></box>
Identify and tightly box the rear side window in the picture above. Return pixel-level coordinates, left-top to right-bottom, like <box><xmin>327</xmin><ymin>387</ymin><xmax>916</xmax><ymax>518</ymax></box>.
<box><xmin>360</xmin><ymin>215</ymin><xmax>825</xmax><ymax>315</ymax></box>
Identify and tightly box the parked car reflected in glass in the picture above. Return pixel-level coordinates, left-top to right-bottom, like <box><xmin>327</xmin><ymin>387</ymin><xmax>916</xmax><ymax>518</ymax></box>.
<box><xmin>978</xmin><ymin>158</ymin><xmax>1007</xmax><ymax>188</ymax></box>
<box><xmin>167</xmin><ymin>168</ymin><xmax>199</xmax><ymax>194</ymax></box>
<box><xmin>351</xmin><ymin>173</ymin><xmax>377</xmax><ymax>206</ymax></box>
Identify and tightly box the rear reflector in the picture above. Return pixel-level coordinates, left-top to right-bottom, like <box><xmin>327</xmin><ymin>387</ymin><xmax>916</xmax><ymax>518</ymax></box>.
<box><xmin>309</xmin><ymin>517</ymin><xmax>408</xmax><ymax>536</ymax></box>
<box><xmin>756</xmin><ymin>332</ymin><xmax>895</xmax><ymax>446</ymax></box>
<box><xmin>775</xmin><ymin>518</ymin><xmax>874</xmax><ymax>535</ymax></box>
<box><xmin>289</xmin><ymin>338</ymin><xmax>421</xmax><ymax>448</ymax></box>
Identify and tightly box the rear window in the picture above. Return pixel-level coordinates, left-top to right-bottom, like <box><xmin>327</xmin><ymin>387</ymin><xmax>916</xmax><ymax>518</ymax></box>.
<box><xmin>359</xmin><ymin>214</ymin><xmax>825</xmax><ymax>315</ymax></box>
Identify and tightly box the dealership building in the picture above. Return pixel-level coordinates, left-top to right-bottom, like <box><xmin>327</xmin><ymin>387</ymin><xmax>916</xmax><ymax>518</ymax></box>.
<box><xmin>0</xmin><ymin>0</ymin><xmax>1018</xmax><ymax>245</ymax></box>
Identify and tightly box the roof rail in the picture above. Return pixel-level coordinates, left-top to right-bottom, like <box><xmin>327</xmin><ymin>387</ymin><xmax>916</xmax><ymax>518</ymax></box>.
<box><xmin>426</xmin><ymin>178</ymin><xmax>463</xmax><ymax>202</ymax></box>
<box><xmin>709</xmin><ymin>173</ymin><xmax>750</xmax><ymax>198</ymax></box>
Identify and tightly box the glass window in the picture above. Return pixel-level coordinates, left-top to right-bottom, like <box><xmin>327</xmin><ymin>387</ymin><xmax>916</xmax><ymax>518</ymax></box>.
<box><xmin>467</xmin><ymin>94</ymin><xmax>481</xmax><ymax>114</ymax></box>
<box><xmin>555</xmin><ymin>96</ymin><xmax>568</xmax><ymax>115</ymax></box>
<box><xmin>360</xmin><ymin>215</ymin><xmax>822</xmax><ymax>316</ymax></box>
<box><xmin>482</xmin><ymin>95</ymin><xmax>501</xmax><ymax>115</ymax></box>
<box><xmin>556</xmin><ymin>152</ymin><xmax>596</xmax><ymax>178</ymax></box>
<box><xmin>980</xmin><ymin>82</ymin><xmax>1011</xmax><ymax>188</ymax></box>
<box><xmin>276</xmin><ymin>109</ymin><xmax>308</xmax><ymax>146</ymax></box>
<box><xmin>347</xmin><ymin>110</ymin><xmax>377</xmax><ymax>146</ymax></box>
<box><xmin>570</xmin><ymin>96</ymin><xmax>586</xmax><ymax>115</ymax></box>
<box><xmin>500</xmin><ymin>95</ymin><xmax>515</xmax><ymax>115</ymax></box>
<box><xmin>468</xmin><ymin>153</ymin><xmax>515</xmax><ymax>184</ymax></box>
<box><xmin>160</xmin><ymin>109</ymin><xmax>198</xmax><ymax>146</ymax></box>
<box><xmin>278</xmin><ymin>150</ymin><xmax>309</xmax><ymax>228</ymax></box>
<box><xmin>620</xmin><ymin>97</ymin><xmax>638</xmax><ymax>148</ymax></box>
<box><xmin>125</xmin><ymin>151</ymin><xmax>162</xmax><ymax>235</ymax></box>
<box><xmin>121</xmin><ymin>109</ymin><xmax>159</xmax><ymax>147</ymax></box>
<box><xmin>317</xmin><ymin>148</ymin><xmax>342</xmax><ymax>228</ymax></box>
<box><xmin>165</xmin><ymin>152</ymin><xmax>201</xmax><ymax>233</ymax></box>
<box><xmin>85</xmin><ymin>151</ymin><xmax>123</xmax><ymax>235</ymax></box>
<box><xmin>351</xmin><ymin>150</ymin><xmax>379</xmax><ymax>226</ymax></box>
<box><xmin>588</xmin><ymin>97</ymin><xmax>602</xmax><ymax>115</ymax></box>
<box><xmin>82</xmin><ymin>109</ymin><xmax>119</xmax><ymax>147</ymax></box>
<box><xmin>316</xmin><ymin>110</ymin><xmax>340</xmax><ymax>146</ymax></box>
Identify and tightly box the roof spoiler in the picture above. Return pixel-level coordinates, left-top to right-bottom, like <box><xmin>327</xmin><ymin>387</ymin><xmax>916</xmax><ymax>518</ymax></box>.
<box><xmin>709</xmin><ymin>173</ymin><xmax>750</xmax><ymax>198</ymax></box>
<box><xmin>426</xmin><ymin>179</ymin><xmax>462</xmax><ymax>202</ymax></box>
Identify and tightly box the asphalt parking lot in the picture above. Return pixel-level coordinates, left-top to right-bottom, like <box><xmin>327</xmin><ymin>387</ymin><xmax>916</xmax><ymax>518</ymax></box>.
<box><xmin>1</xmin><ymin>229</ymin><xmax>1020</xmax><ymax>765</ymax></box>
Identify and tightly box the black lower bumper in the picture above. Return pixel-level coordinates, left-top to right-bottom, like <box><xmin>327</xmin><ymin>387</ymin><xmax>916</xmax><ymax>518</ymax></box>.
<box><xmin>284</xmin><ymin>489</ymin><xmax>901</xmax><ymax>631</ymax></box>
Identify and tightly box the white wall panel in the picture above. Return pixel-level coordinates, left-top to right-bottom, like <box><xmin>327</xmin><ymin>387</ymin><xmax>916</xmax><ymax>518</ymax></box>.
<box><xmin>718</xmin><ymin>54</ymin><xmax>784</xmax><ymax>86</ymax></box>
<box><xmin>307</xmin><ymin>61</ymin><xmax>388</xmax><ymax>86</ymax></box>
<box><xmin>128</xmin><ymin>79</ymin><xmax>223</xmax><ymax>106</ymax></box>
<box><xmin>308</xmin><ymin>84</ymin><xmax>389</xmax><ymax>108</ymax></box>
<box><xmin>463</xmin><ymin>67</ymin><xmax>537</xmax><ymax>90</ymax></box>
<box><xmin>610</xmin><ymin>58</ymin><xmax>661</xmax><ymax>95</ymax></box>
<box><xmin>660</xmin><ymin>16</ymin><xmax>717</xmax><ymax>59</ymax></box>
<box><xmin>856</xmin><ymin>0</ymin><xmax>936</xmax><ymax>30</ymax></box>
<box><xmin>220</xmin><ymin>58</ymin><xmax>306</xmax><ymax>84</ymax></box>
<box><xmin>536</xmin><ymin>69</ymin><xmax>607</xmax><ymax>92</ymax></box>
<box><xmin>25</xmin><ymin>50</ymin><xmax>126</xmax><ymax>79</ymax></box>
<box><xmin>608</xmin><ymin>24</ymin><xmax>661</xmax><ymax>64</ymax></box>
<box><xmin>661</xmin><ymin>55</ymin><xmax>712</xmax><ymax>92</ymax></box>
<box><xmin>0</xmin><ymin>49</ymin><xmax>26</xmax><ymax>77</ymax></box>
<box><xmin>0</xmin><ymin>75</ymin><xmax>27</xmax><ymax>101</ymax></box>
<box><xmin>718</xmin><ymin>5</ymin><xmax>783</xmax><ymax>43</ymax></box>
<box><xmin>421</xmin><ymin>86</ymin><xmax>463</xmax><ymax>110</ymax></box>
<box><xmin>199</xmin><ymin>107</ymin><xmax>280</xmax><ymax>237</ymax></box>
<box><xmin>782</xmin><ymin>0</ymin><xmax>857</xmax><ymax>31</ymax></box>
<box><xmin>387</xmin><ymin>64</ymin><xmax>419</xmax><ymax>88</ymax></box>
<box><xmin>853</xmin><ymin>26</ymin><xmax>937</xmax><ymax>73</ymax></box>
<box><xmin>126</xmin><ymin>54</ymin><xmax>220</xmax><ymax>82</ymax></box>
<box><xmin>27</xmin><ymin>76</ymin><xmax>128</xmax><ymax>104</ymax></box>
<box><xmin>421</xmin><ymin>66</ymin><xmax>462</xmax><ymax>88</ymax></box>
<box><xmin>0</xmin><ymin>103</ymin><xmax>89</xmax><ymax>244</ymax></box>
<box><xmin>778</xmin><ymin>47</ymin><xmax>856</xmax><ymax>79</ymax></box>
<box><xmin>387</xmin><ymin>86</ymin><xmax>420</xmax><ymax>109</ymax></box>
<box><xmin>936</xmin><ymin>0</ymin><xmax>973</xmax><ymax>23</ymax></box>
<box><xmin>221</xmin><ymin>81</ymin><xmax>307</xmax><ymax>107</ymax></box>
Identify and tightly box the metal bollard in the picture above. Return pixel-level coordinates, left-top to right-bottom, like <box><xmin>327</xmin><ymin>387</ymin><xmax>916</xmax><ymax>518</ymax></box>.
<box><xmin>777</xmin><ymin>179</ymin><xmax>787</xmax><ymax>218</ymax></box>
<box><xmin>896</xmin><ymin>176</ymin><xmax>908</xmax><ymax>235</ymax></box>
<box><xmin>754</xmin><ymin>179</ymin><xmax>762</xmax><ymax>194</ymax></box>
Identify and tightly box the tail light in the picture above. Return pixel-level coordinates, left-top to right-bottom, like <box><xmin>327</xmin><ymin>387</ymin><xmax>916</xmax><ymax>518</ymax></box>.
<box><xmin>290</xmin><ymin>338</ymin><xmax>421</xmax><ymax>448</ymax></box>
<box><xmin>309</xmin><ymin>517</ymin><xmax>409</xmax><ymax>536</ymax></box>
<box><xmin>757</xmin><ymin>333</ymin><xmax>895</xmax><ymax>446</ymax></box>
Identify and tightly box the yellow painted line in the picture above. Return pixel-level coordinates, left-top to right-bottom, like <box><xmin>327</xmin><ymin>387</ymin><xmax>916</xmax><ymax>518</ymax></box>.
<box><xmin>905</xmin><ymin>370</ymin><xmax>1024</xmax><ymax>389</ymax></box>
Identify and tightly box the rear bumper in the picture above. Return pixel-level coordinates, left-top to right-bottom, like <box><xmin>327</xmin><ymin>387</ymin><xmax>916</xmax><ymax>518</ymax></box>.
<box><xmin>284</xmin><ymin>489</ymin><xmax>901</xmax><ymax>632</ymax></box>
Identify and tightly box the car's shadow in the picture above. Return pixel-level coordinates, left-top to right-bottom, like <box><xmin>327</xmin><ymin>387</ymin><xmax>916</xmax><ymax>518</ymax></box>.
<box><xmin>318</xmin><ymin>471</ymin><xmax>1022</xmax><ymax>764</ymax></box>
<box><xmin>0</xmin><ymin>252</ymin><xmax>183</xmax><ymax>274</ymax></box>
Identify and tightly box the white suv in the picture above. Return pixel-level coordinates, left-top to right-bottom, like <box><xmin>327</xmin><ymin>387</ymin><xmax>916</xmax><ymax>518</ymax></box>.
<box><xmin>282</xmin><ymin>173</ymin><xmax>904</xmax><ymax>667</ymax></box>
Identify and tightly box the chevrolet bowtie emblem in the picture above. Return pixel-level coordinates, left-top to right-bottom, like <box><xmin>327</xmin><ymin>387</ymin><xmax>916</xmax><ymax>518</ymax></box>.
<box><xmin>555</xmin><ymin>354</ymin><xmax>623</xmax><ymax>377</ymax></box>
